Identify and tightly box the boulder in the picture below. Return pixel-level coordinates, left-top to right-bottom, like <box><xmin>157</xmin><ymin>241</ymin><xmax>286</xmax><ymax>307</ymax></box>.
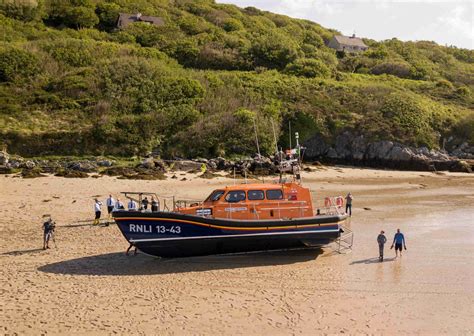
<box><xmin>22</xmin><ymin>160</ymin><xmax>36</xmax><ymax>169</ymax></box>
<box><xmin>97</xmin><ymin>159</ymin><xmax>114</xmax><ymax>167</ymax></box>
<box><xmin>67</xmin><ymin>161</ymin><xmax>97</xmax><ymax>172</ymax></box>
<box><xmin>0</xmin><ymin>151</ymin><xmax>9</xmax><ymax>165</ymax></box>
<box><xmin>167</xmin><ymin>160</ymin><xmax>203</xmax><ymax>172</ymax></box>
<box><xmin>386</xmin><ymin>145</ymin><xmax>414</xmax><ymax>162</ymax></box>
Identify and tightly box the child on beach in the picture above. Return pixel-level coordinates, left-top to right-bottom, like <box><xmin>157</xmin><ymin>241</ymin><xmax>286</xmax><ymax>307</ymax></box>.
<box><xmin>377</xmin><ymin>230</ymin><xmax>387</xmax><ymax>261</ymax></box>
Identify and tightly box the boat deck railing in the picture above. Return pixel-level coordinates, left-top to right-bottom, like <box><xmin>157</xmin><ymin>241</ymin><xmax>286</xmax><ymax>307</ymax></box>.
<box><xmin>121</xmin><ymin>192</ymin><xmax>349</xmax><ymax>220</ymax></box>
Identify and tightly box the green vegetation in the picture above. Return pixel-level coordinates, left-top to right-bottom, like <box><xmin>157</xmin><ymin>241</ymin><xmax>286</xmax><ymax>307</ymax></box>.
<box><xmin>0</xmin><ymin>0</ymin><xmax>473</xmax><ymax>157</ymax></box>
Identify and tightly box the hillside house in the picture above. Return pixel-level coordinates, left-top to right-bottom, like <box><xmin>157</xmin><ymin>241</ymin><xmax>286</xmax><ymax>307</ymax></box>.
<box><xmin>328</xmin><ymin>34</ymin><xmax>368</xmax><ymax>53</ymax></box>
<box><xmin>117</xmin><ymin>13</ymin><xmax>164</xmax><ymax>29</ymax></box>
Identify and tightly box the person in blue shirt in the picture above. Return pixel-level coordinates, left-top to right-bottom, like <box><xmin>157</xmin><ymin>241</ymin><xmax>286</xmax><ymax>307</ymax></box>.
<box><xmin>390</xmin><ymin>229</ymin><xmax>407</xmax><ymax>257</ymax></box>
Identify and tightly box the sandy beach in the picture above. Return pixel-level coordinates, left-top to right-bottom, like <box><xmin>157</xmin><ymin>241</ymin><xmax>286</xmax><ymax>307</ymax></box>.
<box><xmin>1</xmin><ymin>167</ymin><xmax>473</xmax><ymax>335</ymax></box>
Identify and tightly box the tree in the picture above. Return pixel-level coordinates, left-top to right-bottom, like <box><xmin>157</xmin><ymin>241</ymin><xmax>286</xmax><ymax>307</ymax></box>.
<box><xmin>96</xmin><ymin>2</ymin><xmax>120</xmax><ymax>30</ymax></box>
<box><xmin>66</xmin><ymin>6</ymin><xmax>98</xmax><ymax>28</ymax></box>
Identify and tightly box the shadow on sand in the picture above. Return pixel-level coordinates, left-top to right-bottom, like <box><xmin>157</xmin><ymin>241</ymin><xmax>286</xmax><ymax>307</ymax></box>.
<box><xmin>2</xmin><ymin>248</ymin><xmax>45</xmax><ymax>256</ymax></box>
<box><xmin>38</xmin><ymin>249</ymin><xmax>322</xmax><ymax>276</ymax></box>
<box><xmin>350</xmin><ymin>257</ymin><xmax>396</xmax><ymax>265</ymax></box>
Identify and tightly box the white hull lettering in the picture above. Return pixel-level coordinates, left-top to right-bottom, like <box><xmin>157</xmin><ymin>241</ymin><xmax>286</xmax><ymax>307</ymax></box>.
<box><xmin>129</xmin><ymin>224</ymin><xmax>152</xmax><ymax>233</ymax></box>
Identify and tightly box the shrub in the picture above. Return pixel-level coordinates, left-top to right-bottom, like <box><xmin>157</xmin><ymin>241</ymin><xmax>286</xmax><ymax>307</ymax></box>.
<box><xmin>0</xmin><ymin>0</ymin><xmax>43</xmax><ymax>21</ymax></box>
<box><xmin>380</xmin><ymin>93</ymin><xmax>436</xmax><ymax>146</ymax></box>
<box><xmin>371</xmin><ymin>61</ymin><xmax>411</xmax><ymax>78</ymax></box>
<box><xmin>453</xmin><ymin>113</ymin><xmax>474</xmax><ymax>143</ymax></box>
<box><xmin>284</xmin><ymin>58</ymin><xmax>331</xmax><ymax>78</ymax></box>
<box><xmin>0</xmin><ymin>47</ymin><xmax>39</xmax><ymax>82</ymax></box>
<box><xmin>222</xmin><ymin>18</ymin><xmax>243</xmax><ymax>32</ymax></box>
<box><xmin>250</xmin><ymin>32</ymin><xmax>298</xmax><ymax>69</ymax></box>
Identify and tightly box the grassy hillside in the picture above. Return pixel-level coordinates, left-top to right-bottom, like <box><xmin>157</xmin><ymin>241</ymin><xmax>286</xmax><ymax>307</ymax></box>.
<box><xmin>1</xmin><ymin>0</ymin><xmax>473</xmax><ymax>157</ymax></box>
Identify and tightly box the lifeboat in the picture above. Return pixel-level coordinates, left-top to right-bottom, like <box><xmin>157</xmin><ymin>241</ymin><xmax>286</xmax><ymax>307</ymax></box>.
<box><xmin>113</xmin><ymin>181</ymin><xmax>349</xmax><ymax>258</ymax></box>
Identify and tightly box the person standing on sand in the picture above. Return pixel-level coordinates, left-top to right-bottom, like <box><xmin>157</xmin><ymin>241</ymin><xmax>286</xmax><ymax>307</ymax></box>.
<box><xmin>42</xmin><ymin>218</ymin><xmax>55</xmax><ymax>250</ymax></box>
<box><xmin>391</xmin><ymin>229</ymin><xmax>407</xmax><ymax>257</ymax></box>
<box><xmin>106</xmin><ymin>194</ymin><xmax>115</xmax><ymax>220</ymax></box>
<box><xmin>93</xmin><ymin>199</ymin><xmax>102</xmax><ymax>225</ymax></box>
<box><xmin>345</xmin><ymin>192</ymin><xmax>353</xmax><ymax>216</ymax></box>
<box><xmin>377</xmin><ymin>230</ymin><xmax>387</xmax><ymax>261</ymax></box>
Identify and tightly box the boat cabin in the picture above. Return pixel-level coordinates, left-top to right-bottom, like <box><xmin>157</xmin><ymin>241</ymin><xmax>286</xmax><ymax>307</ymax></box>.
<box><xmin>177</xmin><ymin>182</ymin><xmax>314</xmax><ymax>220</ymax></box>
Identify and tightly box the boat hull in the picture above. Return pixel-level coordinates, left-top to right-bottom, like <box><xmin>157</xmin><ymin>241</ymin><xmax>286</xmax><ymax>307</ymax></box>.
<box><xmin>113</xmin><ymin>211</ymin><xmax>347</xmax><ymax>258</ymax></box>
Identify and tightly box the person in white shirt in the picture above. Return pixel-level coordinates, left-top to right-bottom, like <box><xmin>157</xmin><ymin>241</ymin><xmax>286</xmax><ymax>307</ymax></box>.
<box><xmin>93</xmin><ymin>199</ymin><xmax>102</xmax><ymax>225</ymax></box>
<box><xmin>128</xmin><ymin>199</ymin><xmax>137</xmax><ymax>211</ymax></box>
<box><xmin>106</xmin><ymin>194</ymin><xmax>115</xmax><ymax>220</ymax></box>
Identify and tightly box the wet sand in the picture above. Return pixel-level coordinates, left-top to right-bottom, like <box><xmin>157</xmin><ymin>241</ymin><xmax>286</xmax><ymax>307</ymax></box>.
<box><xmin>1</xmin><ymin>167</ymin><xmax>473</xmax><ymax>334</ymax></box>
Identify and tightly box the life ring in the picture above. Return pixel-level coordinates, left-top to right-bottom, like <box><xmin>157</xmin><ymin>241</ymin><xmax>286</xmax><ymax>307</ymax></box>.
<box><xmin>324</xmin><ymin>197</ymin><xmax>332</xmax><ymax>207</ymax></box>
<box><xmin>335</xmin><ymin>196</ymin><xmax>344</xmax><ymax>207</ymax></box>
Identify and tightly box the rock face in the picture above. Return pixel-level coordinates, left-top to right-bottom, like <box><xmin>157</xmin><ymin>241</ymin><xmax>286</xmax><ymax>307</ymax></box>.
<box><xmin>303</xmin><ymin>132</ymin><xmax>472</xmax><ymax>172</ymax></box>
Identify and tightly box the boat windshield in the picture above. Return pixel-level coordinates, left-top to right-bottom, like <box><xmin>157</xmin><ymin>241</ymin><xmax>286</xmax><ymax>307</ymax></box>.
<box><xmin>205</xmin><ymin>190</ymin><xmax>225</xmax><ymax>202</ymax></box>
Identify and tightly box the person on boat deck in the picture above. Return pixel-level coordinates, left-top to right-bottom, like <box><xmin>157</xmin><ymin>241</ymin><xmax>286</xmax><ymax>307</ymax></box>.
<box><xmin>141</xmin><ymin>197</ymin><xmax>149</xmax><ymax>210</ymax></box>
<box><xmin>106</xmin><ymin>194</ymin><xmax>115</xmax><ymax>220</ymax></box>
<box><xmin>114</xmin><ymin>198</ymin><xmax>124</xmax><ymax>211</ymax></box>
<box><xmin>345</xmin><ymin>192</ymin><xmax>353</xmax><ymax>216</ymax></box>
<box><xmin>93</xmin><ymin>199</ymin><xmax>102</xmax><ymax>225</ymax></box>
<box><xmin>128</xmin><ymin>199</ymin><xmax>137</xmax><ymax>211</ymax></box>
<box><xmin>390</xmin><ymin>229</ymin><xmax>407</xmax><ymax>257</ymax></box>
<box><xmin>151</xmin><ymin>197</ymin><xmax>159</xmax><ymax>212</ymax></box>
<box><xmin>42</xmin><ymin>218</ymin><xmax>55</xmax><ymax>250</ymax></box>
<box><xmin>377</xmin><ymin>230</ymin><xmax>387</xmax><ymax>262</ymax></box>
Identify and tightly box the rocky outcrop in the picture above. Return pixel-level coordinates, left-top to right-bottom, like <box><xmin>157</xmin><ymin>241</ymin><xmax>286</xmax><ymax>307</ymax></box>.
<box><xmin>450</xmin><ymin>142</ymin><xmax>474</xmax><ymax>159</ymax></box>
<box><xmin>304</xmin><ymin>132</ymin><xmax>473</xmax><ymax>173</ymax></box>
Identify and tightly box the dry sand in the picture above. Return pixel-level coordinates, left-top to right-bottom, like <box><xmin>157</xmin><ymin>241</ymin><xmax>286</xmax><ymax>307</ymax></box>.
<box><xmin>1</xmin><ymin>167</ymin><xmax>473</xmax><ymax>335</ymax></box>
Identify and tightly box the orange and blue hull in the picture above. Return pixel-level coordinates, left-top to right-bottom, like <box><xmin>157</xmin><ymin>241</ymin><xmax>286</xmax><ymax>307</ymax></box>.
<box><xmin>113</xmin><ymin>211</ymin><xmax>347</xmax><ymax>258</ymax></box>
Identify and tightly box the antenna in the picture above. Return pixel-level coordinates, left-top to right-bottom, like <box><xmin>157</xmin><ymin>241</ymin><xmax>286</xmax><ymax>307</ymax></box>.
<box><xmin>253</xmin><ymin>118</ymin><xmax>261</xmax><ymax>159</ymax></box>
<box><xmin>271</xmin><ymin>119</ymin><xmax>278</xmax><ymax>154</ymax></box>
<box><xmin>288</xmin><ymin>121</ymin><xmax>292</xmax><ymax>149</ymax></box>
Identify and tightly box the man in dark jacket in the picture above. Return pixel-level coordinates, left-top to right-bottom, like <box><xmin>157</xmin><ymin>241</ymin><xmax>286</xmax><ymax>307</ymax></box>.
<box><xmin>377</xmin><ymin>230</ymin><xmax>387</xmax><ymax>261</ymax></box>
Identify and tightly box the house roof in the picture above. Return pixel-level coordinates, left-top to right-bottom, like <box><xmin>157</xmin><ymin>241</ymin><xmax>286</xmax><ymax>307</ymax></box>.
<box><xmin>117</xmin><ymin>13</ymin><xmax>165</xmax><ymax>28</ymax></box>
<box><xmin>333</xmin><ymin>35</ymin><xmax>368</xmax><ymax>48</ymax></box>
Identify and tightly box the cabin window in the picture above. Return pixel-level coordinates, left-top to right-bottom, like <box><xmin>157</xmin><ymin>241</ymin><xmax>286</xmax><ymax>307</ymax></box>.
<box><xmin>248</xmin><ymin>190</ymin><xmax>264</xmax><ymax>200</ymax></box>
<box><xmin>205</xmin><ymin>190</ymin><xmax>225</xmax><ymax>202</ymax></box>
<box><xmin>266</xmin><ymin>189</ymin><xmax>283</xmax><ymax>200</ymax></box>
<box><xmin>225</xmin><ymin>191</ymin><xmax>246</xmax><ymax>203</ymax></box>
